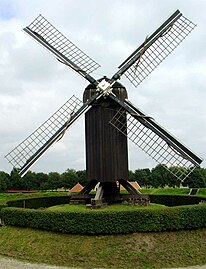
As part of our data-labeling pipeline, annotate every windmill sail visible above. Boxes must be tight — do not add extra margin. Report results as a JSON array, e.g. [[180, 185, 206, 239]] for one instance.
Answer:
[[23, 14, 100, 84], [5, 95, 83, 176], [5, 90, 104, 177], [109, 95, 202, 181], [112, 10, 196, 87]]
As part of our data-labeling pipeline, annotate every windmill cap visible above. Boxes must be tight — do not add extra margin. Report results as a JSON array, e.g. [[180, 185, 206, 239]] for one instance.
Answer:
[[83, 76, 128, 102]]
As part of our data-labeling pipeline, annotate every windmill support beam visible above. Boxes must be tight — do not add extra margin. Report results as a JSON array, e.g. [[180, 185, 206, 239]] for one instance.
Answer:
[[74, 178, 147, 206], [119, 179, 141, 195]]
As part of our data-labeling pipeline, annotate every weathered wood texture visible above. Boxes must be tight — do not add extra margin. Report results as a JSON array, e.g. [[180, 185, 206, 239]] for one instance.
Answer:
[[83, 80, 128, 183]]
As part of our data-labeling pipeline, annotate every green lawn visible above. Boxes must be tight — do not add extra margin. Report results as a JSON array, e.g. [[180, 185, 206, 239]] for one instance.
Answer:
[[140, 187, 190, 195], [47, 203, 166, 212], [0, 226, 205, 269], [0, 191, 67, 204], [197, 188, 206, 196]]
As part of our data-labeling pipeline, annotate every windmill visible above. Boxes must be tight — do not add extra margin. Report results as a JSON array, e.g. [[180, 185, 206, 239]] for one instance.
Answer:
[[5, 10, 203, 203]]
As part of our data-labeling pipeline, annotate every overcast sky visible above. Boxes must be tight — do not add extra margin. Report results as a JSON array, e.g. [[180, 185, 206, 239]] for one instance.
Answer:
[[0, 0, 206, 175]]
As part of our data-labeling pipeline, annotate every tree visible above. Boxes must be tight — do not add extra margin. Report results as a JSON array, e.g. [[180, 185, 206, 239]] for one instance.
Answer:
[[60, 169, 79, 189], [184, 168, 206, 188], [76, 170, 87, 186], [150, 164, 170, 188], [0, 171, 10, 191], [36, 172, 49, 190], [47, 172, 61, 190], [128, 170, 136, 182], [23, 171, 39, 190], [168, 166, 184, 187], [134, 168, 151, 187], [10, 168, 25, 190], [3, 165, 206, 191]]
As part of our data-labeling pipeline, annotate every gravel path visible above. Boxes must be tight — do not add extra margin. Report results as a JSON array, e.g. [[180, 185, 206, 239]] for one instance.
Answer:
[[0, 256, 206, 269]]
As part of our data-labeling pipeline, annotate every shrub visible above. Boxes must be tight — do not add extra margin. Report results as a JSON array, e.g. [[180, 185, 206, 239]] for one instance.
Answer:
[[6, 195, 70, 209], [1, 203, 206, 234], [1, 194, 206, 234], [0, 203, 7, 218], [149, 194, 206, 206]]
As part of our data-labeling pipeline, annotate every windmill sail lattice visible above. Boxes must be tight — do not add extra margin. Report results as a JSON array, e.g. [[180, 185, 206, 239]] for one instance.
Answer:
[[5, 95, 82, 174], [110, 107, 201, 181], [23, 14, 100, 78], [114, 11, 196, 87]]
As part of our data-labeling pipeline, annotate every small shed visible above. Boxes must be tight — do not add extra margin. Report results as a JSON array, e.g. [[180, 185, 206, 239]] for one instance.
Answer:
[[70, 183, 84, 193]]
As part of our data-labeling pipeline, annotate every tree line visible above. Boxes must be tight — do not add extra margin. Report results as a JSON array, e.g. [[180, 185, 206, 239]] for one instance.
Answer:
[[0, 164, 206, 192]]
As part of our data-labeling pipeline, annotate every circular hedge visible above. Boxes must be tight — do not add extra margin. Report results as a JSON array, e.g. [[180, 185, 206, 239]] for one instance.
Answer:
[[1, 194, 206, 234]]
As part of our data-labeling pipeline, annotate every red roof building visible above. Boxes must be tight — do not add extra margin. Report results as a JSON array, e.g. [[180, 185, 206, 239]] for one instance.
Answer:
[[70, 183, 84, 193]]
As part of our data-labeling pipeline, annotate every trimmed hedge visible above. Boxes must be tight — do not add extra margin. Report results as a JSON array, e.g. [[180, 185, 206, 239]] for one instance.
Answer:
[[0, 196, 70, 219], [1, 194, 206, 234], [6, 195, 70, 209], [1, 203, 206, 234], [149, 194, 206, 206], [3, 194, 205, 211], [0, 203, 7, 211]]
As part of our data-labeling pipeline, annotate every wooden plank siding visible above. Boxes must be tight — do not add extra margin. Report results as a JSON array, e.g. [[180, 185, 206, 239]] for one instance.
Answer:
[[83, 80, 129, 183]]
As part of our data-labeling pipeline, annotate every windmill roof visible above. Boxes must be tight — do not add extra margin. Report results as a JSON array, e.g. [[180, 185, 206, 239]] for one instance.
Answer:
[[70, 183, 84, 193]]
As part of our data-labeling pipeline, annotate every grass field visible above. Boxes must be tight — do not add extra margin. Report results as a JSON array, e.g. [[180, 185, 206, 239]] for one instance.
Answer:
[[48, 203, 166, 212], [0, 191, 67, 204], [197, 188, 206, 196], [0, 226, 205, 269], [140, 187, 191, 195]]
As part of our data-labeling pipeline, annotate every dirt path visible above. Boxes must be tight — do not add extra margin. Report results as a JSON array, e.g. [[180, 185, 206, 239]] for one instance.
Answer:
[[0, 256, 206, 269], [0, 256, 77, 269]]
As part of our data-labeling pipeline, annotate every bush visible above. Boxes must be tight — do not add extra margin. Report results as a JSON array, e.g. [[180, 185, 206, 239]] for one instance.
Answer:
[[0, 195, 70, 219], [6, 195, 70, 209], [149, 194, 206, 206], [1, 203, 206, 234], [0, 203, 7, 215], [1, 194, 206, 234]]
